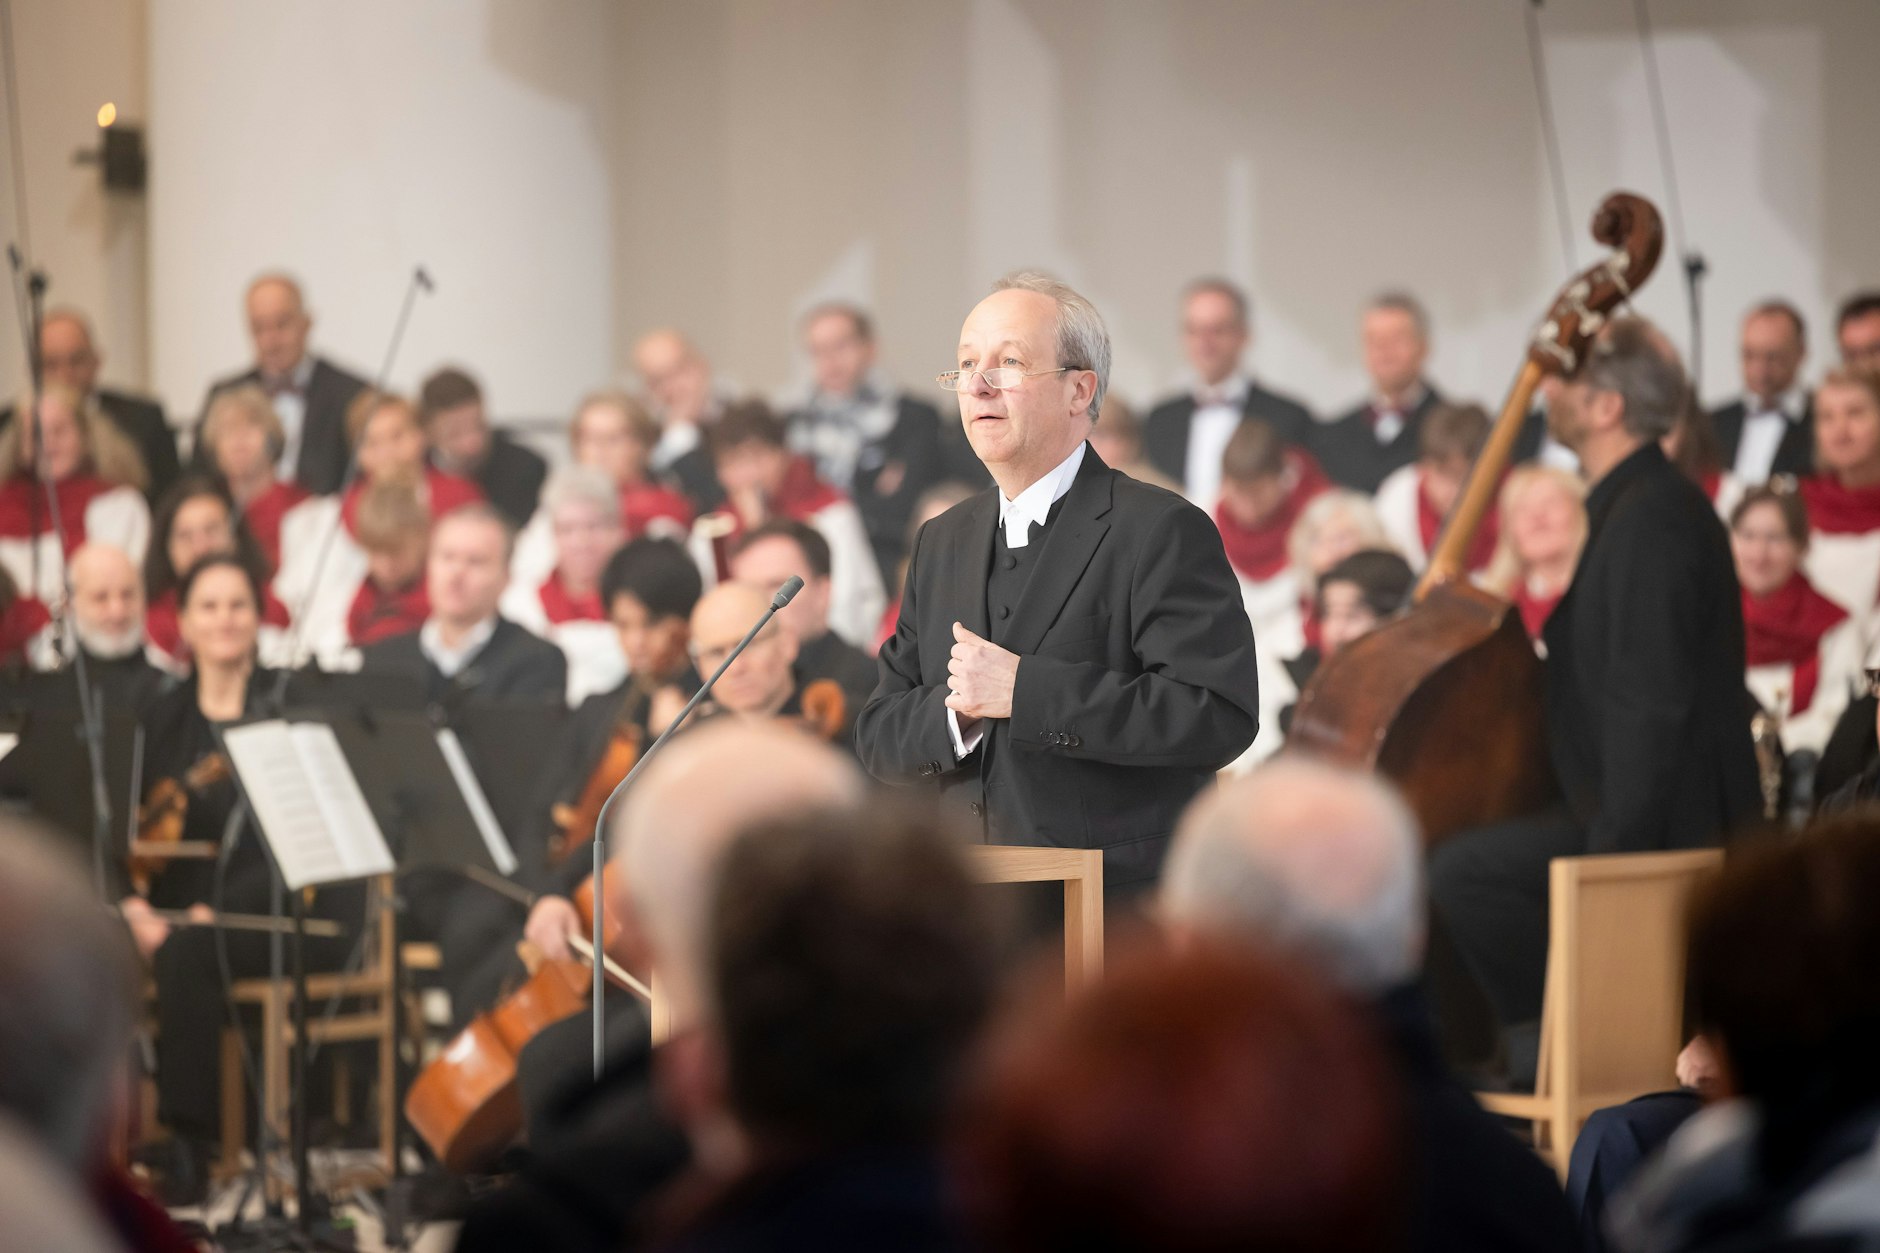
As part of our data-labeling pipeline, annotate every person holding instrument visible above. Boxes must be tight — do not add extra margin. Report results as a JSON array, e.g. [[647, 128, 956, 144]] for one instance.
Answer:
[[1427, 320, 1760, 1085], [122, 553, 362, 1204]]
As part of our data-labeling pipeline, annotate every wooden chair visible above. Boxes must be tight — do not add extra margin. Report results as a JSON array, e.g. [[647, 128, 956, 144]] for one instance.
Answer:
[[217, 879, 400, 1177], [1477, 848, 1723, 1178]]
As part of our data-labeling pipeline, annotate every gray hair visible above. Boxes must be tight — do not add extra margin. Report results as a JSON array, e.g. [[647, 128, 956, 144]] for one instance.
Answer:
[[1581, 316, 1687, 442], [1161, 758, 1425, 994], [993, 271, 1111, 423], [0, 822, 140, 1169], [541, 463, 622, 524], [1369, 291, 1430, 341]]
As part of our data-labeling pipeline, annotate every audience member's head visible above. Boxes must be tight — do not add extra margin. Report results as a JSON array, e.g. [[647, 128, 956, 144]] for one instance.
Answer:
[[801, 303, 876, 400], [0, 820, 141, 1173], [200, 384, 285, 492], [1163, 758, 1425, 993], [68, 543, 145, 660], [730, 519, 832, 645], [1362, 292, 1430, 400], [1814, 366, 1880, 484], [1835, 291, 1880, 373], [541, 465, 625, 594], [354, 480, 432, 594], [418, 366, 491, 475], [602, 537, 702, 681], [346, 391, 428, 486], [956, 941, 1404, 1253], [1181, 278, 1252, 388], [689, 581, 797, 719], [426, 504, 511, 631], [1088, 396, 1145, 472], [37, 309, 102, 400], [2, 385, 145, 490], [695, 805, 994, 1161], [1685, 814, 1880, 1181], [615, 721, 865, 1030], [176, 553, 263, 671], [707, 400, 796, 505], [245, 273, 312, 381], [1317, 549, 1415, 658], [1548, 317, 1685, 468], [632, 330, 715, 428], [1218, 418, 1292, 529], [1288, 489, 1390, 590], [570, 390, 659, 489], [1486, 463, 1586, 594], [1739, 300, 1807, 406], [1416, 401, 1490, 518], [1729, 486, 1810, 600], [146, 477, 262, 602], [953, 272, 1110, 496]]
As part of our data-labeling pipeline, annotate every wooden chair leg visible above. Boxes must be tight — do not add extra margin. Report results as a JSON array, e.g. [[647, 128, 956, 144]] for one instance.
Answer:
[[219, 1027, 246, 1174], [379, 1007, 397, 1174]]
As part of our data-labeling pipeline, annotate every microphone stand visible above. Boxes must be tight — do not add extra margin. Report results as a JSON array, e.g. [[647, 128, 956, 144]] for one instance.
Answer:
[[586, 574, 805, 1079]]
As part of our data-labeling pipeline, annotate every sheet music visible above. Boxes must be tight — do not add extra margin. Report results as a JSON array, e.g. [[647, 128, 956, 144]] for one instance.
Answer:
[[0, 732, 17, 763], [435, 728, 518, 876], [223, 720, 395, 890]]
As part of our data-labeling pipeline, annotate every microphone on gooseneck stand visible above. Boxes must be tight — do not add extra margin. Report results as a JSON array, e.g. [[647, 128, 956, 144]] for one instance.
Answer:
[[585, 574, 805, 1078]]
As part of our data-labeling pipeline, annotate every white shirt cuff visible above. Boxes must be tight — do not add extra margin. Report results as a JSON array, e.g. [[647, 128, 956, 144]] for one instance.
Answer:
[[946, 706, 984, 760]]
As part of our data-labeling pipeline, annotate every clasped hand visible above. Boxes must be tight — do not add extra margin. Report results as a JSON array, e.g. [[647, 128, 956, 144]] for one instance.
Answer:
[[946, 622, 1020, 723]]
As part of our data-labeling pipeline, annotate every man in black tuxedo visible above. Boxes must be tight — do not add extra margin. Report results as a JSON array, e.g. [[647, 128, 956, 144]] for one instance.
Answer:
[[1837, 290, 1880, 373], [1142, 278, 1315, 503], [418, 366, 547, 529], [195, 274, 368, 495], [31, 543, 170, 716], [1708, 300, 1814, 485], [2, 310, 180, 503], [1428, 319, 1759, 1078], [856, 273, 1260, 900], [359, 503, 566, 707], [1314, 293, 1444, 493], [731, 519, 878, 716], [788, 303, 953, 583]]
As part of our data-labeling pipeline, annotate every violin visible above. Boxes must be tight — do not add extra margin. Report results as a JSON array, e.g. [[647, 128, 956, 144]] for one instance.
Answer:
[[130, 751, 231, 893], [548, 676, 668, 866], [796, 677, 849, 742], [404, 865, 645, 1175]]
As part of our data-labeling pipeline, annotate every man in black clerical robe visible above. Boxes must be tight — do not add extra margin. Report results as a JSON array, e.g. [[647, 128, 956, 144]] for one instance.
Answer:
[[1429, 319, 1760, 1078], [856, 274, 1260, 900]]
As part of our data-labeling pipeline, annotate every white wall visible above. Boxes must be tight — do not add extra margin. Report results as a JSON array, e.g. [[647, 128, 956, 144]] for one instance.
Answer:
[[147, 0, 618, 425]]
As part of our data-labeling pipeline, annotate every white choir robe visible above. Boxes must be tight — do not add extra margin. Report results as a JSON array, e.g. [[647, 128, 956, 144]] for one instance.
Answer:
[[1374, 465, 1428, 571], [1225, 569, 1307, 772], [687, 499, 886, 651], [0, 487, 149, 607], [271, 495, 367, 671], [499, 577, 627, 707], [1745, 616, 1864, 757], [1806, 531, 1880, 654]]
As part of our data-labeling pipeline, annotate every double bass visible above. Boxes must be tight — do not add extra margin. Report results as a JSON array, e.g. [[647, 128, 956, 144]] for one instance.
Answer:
[[1288, 192, 1664, 842]]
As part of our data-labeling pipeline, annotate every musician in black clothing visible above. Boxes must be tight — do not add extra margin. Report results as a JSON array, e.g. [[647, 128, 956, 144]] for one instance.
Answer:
[[120, 555, 362, 1203], [29, 542, 170, 715], [419, 366, 548, 530], [1313, 293, 1445, 493], [730, 518, 878, 717]]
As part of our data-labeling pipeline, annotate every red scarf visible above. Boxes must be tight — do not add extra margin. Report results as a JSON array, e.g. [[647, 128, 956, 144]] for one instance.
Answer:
[[769, 454, 847, 522], [1742, 572, 1848, 714], [1799, 474, 1880, 536], [0, 595, 48, 662], [538, 569, 604, 624], [339, 467, 484, 537], [240, 479, 312, 574], [1512, 581, 1562, 641], [1213, 450, 1329, 582], [1417, 470, 1500, 572], [621, 481, 695, 537], [347, 577, 429, 647], [0, 473, 114, 551], [148, 586, 292, 665]]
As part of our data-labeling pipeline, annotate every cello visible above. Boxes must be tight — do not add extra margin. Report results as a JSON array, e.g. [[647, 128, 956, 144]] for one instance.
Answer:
[[1287, 191, 1664, 843]]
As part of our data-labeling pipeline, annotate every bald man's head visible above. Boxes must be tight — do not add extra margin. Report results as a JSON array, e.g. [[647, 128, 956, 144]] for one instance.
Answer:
[[615, 720, 864, 1023], [1162, 758, 1424, 994], [691, 581, 796, 718], [38, 311, 99, 398], [68, 543, 144, 660], [632, 329, 713, 427], [245, 273, 311, 381]]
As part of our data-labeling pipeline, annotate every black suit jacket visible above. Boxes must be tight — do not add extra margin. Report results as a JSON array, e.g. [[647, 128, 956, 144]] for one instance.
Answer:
[[196, 356, 369, 495], [809, 393, 951, 583], [1313, 384, 1443, 494], [1708, 396, 1816, 482], [458, 431, 547, 530], [1141, 381, 1316, 489], [358, 617, 567, 710], [855, 446, 1260, 892], [0, 389, 180, 504], [1541, 443, 1759, 853]]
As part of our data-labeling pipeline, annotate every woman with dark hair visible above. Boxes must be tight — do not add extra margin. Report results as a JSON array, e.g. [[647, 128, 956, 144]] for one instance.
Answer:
[[121, 551, 361, 1204], [142, 477, 288, 673]]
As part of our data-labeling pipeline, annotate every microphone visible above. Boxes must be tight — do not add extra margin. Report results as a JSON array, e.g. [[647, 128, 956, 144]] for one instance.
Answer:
[[583, 576, 799, 1078], [414, 266, 435, 294]]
